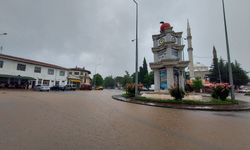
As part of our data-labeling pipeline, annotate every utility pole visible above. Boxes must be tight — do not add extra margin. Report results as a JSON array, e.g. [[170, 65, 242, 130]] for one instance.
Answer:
[[132, 0, 139, 96], [222, 0, 235, 100]]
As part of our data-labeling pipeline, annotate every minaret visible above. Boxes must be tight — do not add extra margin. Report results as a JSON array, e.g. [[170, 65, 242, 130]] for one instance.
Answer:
[[187, 19, 194, 79]]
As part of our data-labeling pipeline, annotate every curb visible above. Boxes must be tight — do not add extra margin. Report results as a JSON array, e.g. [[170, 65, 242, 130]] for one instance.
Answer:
[[112, 95, 250, 111]]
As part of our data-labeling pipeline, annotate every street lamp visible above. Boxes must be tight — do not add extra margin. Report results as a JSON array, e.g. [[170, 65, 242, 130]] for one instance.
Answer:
[[0, 33, 7, 54], [174, 68, 180, 89], [132, 0, 139, 96], [221, 0, 235, 100], [0, 33, 7, 35]]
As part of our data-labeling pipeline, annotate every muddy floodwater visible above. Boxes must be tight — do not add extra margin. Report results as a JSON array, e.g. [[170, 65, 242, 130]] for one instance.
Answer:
[[0, 90, 250, 150]]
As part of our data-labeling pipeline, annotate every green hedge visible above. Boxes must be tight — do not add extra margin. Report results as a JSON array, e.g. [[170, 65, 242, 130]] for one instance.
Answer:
[[134, 96, 238, 105]]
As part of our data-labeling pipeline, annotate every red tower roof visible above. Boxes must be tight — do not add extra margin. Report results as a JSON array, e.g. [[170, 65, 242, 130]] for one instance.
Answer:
[[160, 22, 171, 32]]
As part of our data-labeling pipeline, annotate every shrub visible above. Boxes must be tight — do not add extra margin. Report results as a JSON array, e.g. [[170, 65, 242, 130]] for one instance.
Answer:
[[211, 83, 230, 100], [185, 83, 193, 93], [169, 86, 185, 100], [192, 78, 203, 92], [125, 83, 143, 97]]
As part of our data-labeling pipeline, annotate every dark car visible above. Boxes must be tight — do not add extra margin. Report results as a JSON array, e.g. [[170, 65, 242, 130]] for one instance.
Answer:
[[80, 84, 92, 90], [50, 85, 65, 91]]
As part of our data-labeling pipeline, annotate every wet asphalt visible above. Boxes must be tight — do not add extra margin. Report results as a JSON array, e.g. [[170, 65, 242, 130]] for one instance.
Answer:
[[0, 90, 250, 150]]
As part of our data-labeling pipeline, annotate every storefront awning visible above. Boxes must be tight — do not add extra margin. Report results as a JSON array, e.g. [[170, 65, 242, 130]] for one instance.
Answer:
[[0, 74, 36, 80], [69, 79, 81, 83], [21, 76, 36, 80]]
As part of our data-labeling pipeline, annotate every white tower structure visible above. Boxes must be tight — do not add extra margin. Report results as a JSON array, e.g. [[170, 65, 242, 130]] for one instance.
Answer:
[[187, 20, 195, 79], [149, 22, 189, 91]]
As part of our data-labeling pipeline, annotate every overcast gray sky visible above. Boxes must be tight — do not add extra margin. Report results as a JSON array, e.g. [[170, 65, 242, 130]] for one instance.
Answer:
[[0, 0, 250, 77]]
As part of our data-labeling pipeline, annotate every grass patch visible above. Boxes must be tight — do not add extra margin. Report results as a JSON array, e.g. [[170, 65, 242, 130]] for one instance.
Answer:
[[122, 93, 134, 98], [134, 96, 239, 105]]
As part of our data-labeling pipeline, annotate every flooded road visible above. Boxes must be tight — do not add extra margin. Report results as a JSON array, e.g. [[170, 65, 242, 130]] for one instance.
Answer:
[[0, 90, 250, 150]]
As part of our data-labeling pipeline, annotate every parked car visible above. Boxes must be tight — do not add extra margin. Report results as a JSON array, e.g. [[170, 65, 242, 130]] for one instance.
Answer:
[[64, 84, 77, 91], [238, 88, 250, 93], [34, 85, 50, 91], [149, 84, 155, 91], [80, 84, 92, 90], [141, 87, 148, 91], [50, 85, 65, 91], [0, 83, 5, 88]]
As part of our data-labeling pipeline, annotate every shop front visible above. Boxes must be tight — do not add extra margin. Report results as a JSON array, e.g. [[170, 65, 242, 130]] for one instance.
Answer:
[[0, 74, 36, 89], [68, 78, 81, 88]]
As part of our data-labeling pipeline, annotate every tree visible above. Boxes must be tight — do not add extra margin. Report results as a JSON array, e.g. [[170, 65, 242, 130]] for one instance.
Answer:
[[114, 76, 124, 88], [211, 56, 249, 88], [221, 61, 249, 89], [143, 71, 154, 89], [142, 58, 148, 77], [130, 58, 153, 88], [148, 71, 154, 85], [138, 57, 149, 86], [92, 73, 103, 87], [143, 74, 151, 89], [138, 66, 144, 83], [104, 76, 116, 89], [232, 61, 249, 88], [219, 58, 226, 82], [192, 77, 203, 92], [122, 71, 133, 87], [131, 72, 135, 83], [209, 46, 220, 82]]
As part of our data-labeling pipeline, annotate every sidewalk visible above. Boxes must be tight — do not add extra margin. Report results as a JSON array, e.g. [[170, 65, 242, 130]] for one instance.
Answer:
[[112, 95, 250, 111]]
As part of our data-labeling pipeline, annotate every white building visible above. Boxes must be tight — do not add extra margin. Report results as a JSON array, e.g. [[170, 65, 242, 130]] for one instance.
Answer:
[[193, 62, 210, 79], [68, 67, 92, 88], [0, 54, 68, 88]]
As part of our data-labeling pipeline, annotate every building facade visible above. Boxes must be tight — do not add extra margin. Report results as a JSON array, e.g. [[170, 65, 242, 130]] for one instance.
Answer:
[[68, 67, 91, 88], [193, 62, 210, 79], [149, 22, 189, 91], [0, 54, 68, 88]]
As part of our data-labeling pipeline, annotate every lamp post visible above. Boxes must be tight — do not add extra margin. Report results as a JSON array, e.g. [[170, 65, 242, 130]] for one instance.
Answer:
[[0, 33, 7, 35], [221, 0, 235, 100], [132, 0, 139, 96], [174, 68, 180, 89]]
